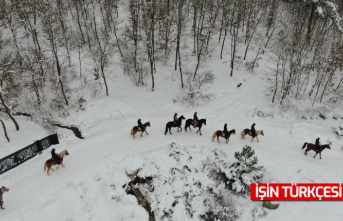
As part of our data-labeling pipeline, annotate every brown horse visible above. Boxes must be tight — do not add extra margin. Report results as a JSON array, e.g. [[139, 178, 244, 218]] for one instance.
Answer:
[[130, 121, 151, 138], [212, 129, 235, 143], [44, 149, 69, 175], [0, 186, 9, 209], [301, 142, 331, 159], [240, 128, 264, 142]]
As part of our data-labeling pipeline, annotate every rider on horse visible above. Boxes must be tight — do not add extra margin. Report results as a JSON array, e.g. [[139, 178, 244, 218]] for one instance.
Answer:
[[223, 123, 228, 137], [193, 112, 198, 127], [51, 148, 61, 164], [315, 137, 321, 152], [251, 123, 256, 138], [173, 113, 178, 124], [138, 119, 144, 131]]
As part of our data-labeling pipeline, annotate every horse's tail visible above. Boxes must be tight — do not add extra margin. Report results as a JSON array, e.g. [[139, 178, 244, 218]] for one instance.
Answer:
[[301, 142, 308, 150], [240, 129, 246, 138], [165, 123, 168, 135], [44, 162, 47, 171], [212, 131, 217, 141]]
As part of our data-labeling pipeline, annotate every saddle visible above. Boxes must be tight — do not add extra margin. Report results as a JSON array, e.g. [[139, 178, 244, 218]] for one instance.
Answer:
[[192, 120, 198, 127], [52, 157, 61, 164]]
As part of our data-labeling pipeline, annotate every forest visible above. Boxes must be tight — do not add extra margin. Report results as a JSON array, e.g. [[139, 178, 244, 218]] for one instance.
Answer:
[[0, 0, 342, 135]]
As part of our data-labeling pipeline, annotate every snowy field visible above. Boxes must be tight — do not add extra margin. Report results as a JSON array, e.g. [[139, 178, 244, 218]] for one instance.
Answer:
[[0, 55, 343, 221]]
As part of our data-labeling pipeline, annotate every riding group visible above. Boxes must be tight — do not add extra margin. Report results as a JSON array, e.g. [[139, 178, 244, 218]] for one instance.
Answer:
[[0, 114, 332, 210], [131, 111, 331, 160], [131, 111, 263, 141]]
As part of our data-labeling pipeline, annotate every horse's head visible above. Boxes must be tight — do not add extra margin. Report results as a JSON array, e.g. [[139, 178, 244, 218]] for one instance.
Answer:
[[203, 119, 206, 125], [179, 115, 185, 120], [1, 186, 9, 192], [324, 144, 331, 149], [60, 150, 69, 157], [146, 122, 151, 127], [260, 130, 264, 136], [232, 129, 236, 134]]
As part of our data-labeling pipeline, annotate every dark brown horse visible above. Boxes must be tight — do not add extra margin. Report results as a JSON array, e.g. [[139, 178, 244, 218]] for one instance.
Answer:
[[44, 149, 69, 175], [301, 142, 331, 159], [165, 115, 185, 135], [131, 121, 151, 138], [184, 118, 206, 136], [212, 129, 235, 143], [0, 186, 9, 209], [240, 128, 264, 142]]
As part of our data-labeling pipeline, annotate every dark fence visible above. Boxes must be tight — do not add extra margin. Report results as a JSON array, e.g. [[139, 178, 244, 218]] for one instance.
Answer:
[[0, 134, 59, 175]]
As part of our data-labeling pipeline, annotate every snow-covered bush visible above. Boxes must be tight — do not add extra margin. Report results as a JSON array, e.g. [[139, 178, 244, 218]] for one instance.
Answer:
[[177, 71, 214, 106], [125, 143, 242, 221], [336, 125, 343, 136], [226, 145, 264, 194]]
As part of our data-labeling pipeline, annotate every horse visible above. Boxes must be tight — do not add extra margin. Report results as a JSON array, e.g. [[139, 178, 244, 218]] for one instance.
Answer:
[[165, 115, 186, 135], [240, 128, 264, 142], [0, 186, 9, 209], [184, 118, 206, 136], [301, 142, 331, 159], [130, 121, 151, 138], [44, 149, 70, 175], [212, 129, 235, 144]]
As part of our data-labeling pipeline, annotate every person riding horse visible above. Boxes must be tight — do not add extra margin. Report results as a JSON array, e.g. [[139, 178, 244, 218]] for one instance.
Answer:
[[315, 137, 321, 152], [223, 123, 228, 137], [51, 148, 62, 165], [137, 119, 144, 132], [251, 123, 256, 138], [173, 113, 178, 125], [193, 112, 198, 127], [0, 186, 10, 209]]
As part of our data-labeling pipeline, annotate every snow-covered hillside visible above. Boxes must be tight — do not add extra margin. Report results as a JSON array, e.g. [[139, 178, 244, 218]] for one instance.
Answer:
[[1, 0, 343, 220], [0, 59, 342, 221]]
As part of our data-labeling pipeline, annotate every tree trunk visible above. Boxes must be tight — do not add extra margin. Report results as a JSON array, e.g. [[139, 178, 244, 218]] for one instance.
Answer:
[[0, 119, 10, 142], [0, 92, 19, 131]]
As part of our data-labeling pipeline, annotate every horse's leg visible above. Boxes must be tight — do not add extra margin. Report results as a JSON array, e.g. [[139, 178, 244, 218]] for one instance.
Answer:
[[313, 152, 318, 158], [217, 136, 220, 143], [145, 130, 149, 135], [257, 136, 259, 142], [319, 152, 322, 159], [304, 149, 308, 155]]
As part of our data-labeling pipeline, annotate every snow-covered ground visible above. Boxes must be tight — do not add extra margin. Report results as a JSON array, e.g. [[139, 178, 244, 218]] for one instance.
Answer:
[[0, 55, 343, 221]]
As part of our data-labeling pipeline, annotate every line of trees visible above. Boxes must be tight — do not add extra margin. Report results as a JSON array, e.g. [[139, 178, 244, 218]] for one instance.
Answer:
[[0, 0, 342, 138]]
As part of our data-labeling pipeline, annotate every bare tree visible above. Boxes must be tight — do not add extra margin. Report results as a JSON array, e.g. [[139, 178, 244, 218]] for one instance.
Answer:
[[0, 118, 10, 142], [0, 92, 19, 131], [40, 2, 69, 105]]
